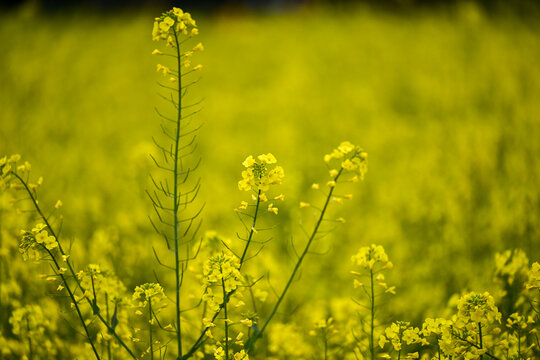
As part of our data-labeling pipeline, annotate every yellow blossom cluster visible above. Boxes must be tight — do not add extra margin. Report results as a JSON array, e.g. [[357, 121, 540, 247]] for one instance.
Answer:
[[132, 283, 165, 308], [456, 291, 501, 327], [18, 223, 58, 260], [323, 141, 368, 180], [430, 291, 502, 360], [351, 244, 392, 270], [1, 154, 32, 191], [506, 312, 534, 332], [202, 252, 243, 313], [379, 321, 422, 357], [238, 153, 284, 192], [152, 7, 203, 80], [76, 264, 126, 302], [152, 7, 197, 42], [421, 317, 450, 338]]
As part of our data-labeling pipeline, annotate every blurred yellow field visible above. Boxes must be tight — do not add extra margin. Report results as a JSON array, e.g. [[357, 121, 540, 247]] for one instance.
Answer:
[[1, 3, 539, 359]]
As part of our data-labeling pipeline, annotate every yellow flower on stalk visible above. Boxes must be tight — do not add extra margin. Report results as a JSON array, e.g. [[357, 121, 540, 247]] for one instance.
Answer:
[[132, 283, 165, 308], [352, 244, 391, 270], [324, 141, 368, 180], [379, 321, 421, 352], [238, 153, 284, 192], [152, 8, 198, 42], [268, 203, 278, 215], [456, 292, 501, 327], [202, 252, 243, 313]]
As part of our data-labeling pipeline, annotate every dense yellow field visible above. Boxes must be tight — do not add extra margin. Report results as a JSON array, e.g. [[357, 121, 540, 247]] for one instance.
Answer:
[[1, 3, 539, 359]]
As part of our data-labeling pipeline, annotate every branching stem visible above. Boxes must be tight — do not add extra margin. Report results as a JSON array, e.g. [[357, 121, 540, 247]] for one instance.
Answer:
[[244, 169, 344, 352], [11, 172, 137, 360]]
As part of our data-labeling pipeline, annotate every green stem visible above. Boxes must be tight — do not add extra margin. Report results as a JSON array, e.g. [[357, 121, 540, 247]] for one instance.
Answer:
[[149, 301, 154, 360], [245, 169, 344, 352], [106, 294, 112, 360], [181, 190, 263, 359], [370, 269, 375, 360], [239, 189, 261, 269], [173, 28, 184, 360], [11, 172, 136, 359], [222, 277, 229, 360], [452, 331, 501, 360], [478, 322, 483, 360]]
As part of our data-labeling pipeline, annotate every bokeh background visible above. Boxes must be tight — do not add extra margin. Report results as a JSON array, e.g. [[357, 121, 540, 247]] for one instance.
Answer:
[[1, 0, 539, 357]]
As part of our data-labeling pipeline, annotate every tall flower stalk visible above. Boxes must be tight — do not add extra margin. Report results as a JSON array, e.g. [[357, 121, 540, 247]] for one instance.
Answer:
[[242, 142, 367, 352], [351, 244, 395, 360], [1, 157, 137, 359], [149, 8, 204, 360]]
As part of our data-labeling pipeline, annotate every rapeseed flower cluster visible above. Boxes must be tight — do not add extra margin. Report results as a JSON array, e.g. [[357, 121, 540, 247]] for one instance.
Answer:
[[152, 7, 197, 42], [0, 154, 33, 192], [351, 244, 392, 271], [77, 264, 126, 302], [152, 7, 203, 80], [379, 321, 422, 357], [18, 223, 58, 260], [238, 153, 284, 193], [456, 291, 501, 327], [433, 292, 501, 360], [421, 317, 450, 339], [202, 252, 243, 313], [132, 283, 166, 308], [323, 141, 368, 180]]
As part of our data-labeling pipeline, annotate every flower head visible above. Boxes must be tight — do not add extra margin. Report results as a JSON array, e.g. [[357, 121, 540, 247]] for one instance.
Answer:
[[132, 283, 165, 308], [456, 292, 501, 327], [238, 153, 284, 192], [351, 244, 391, 270], [152, 8, 198, 42], [202, 252, 243, 312], [323, 141, 368, 180]]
